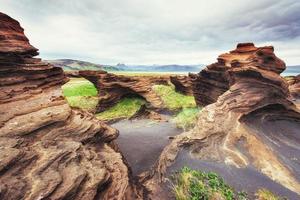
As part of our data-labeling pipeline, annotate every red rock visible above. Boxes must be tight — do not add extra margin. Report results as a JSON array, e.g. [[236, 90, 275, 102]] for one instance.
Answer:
[[286, 75, 300, 99], [79, 70, 170, 112], [143, 43, 300, 197], [191, 43, 287, 106], [0, 12, 38, 56], [0, 12, 142, 200], [170, 74, 194, 95]]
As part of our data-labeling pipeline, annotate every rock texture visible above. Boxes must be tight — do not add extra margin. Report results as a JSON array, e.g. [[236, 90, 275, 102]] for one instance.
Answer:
[[170, 74, 194, 95], [286, 75, 300, 99], [0, 12, 141, 200], [142, 43, 300, 197], [129, 105, 167, 122], [79, 70, 170, 112], [64, 70, 80, 78], [191, 61, 230, 106]]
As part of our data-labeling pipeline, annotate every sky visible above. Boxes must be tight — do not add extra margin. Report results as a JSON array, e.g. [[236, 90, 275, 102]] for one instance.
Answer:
[[1, 0, 300, 65]]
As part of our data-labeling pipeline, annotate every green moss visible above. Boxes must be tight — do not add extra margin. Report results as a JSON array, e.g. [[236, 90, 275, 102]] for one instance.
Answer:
[[152, 85, 196, 110], [172, 107, 201, 130], [172, 167, 248, 200], [96, 97, 145, 121], [62, 78, 98, 97]]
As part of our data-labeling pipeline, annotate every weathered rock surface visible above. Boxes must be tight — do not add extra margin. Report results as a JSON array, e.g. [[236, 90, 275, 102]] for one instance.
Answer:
[[286, 75, 300, 99], [0, 12, 142, 200], [142, 43, 300, 198], [129, 105, 167, 122], [79, 70, 170, 112], [64, 70, 80, 78], [190, 60, 230, 106], [170, 75, 194, 95]]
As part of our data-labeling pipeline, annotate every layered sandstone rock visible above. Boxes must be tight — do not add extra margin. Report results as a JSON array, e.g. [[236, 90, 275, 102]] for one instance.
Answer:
[[286, 75, 300, 99], [170, 75, 194, 95], [142, 43, 300, 197], [191, 43, 286, 106], [0, 12, 141, 200], [64, 70, 80, 78], [79, 70, 170, 112]]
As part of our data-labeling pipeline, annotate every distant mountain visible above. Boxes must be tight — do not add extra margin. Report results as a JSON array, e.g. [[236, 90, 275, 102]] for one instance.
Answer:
[[46, 59, 118, 71], [46, 59, 205, 72], [114, 63, 204, 72], [46, 59, 300, 75]]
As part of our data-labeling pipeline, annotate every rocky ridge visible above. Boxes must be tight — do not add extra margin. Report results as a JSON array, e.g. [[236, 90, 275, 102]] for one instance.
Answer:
[[0, 12, 142, 200]]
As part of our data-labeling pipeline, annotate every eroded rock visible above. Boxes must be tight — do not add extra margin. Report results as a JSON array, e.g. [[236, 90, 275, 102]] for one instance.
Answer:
[[142, 43, 300, 198], [0, 12, 142, 200], [79, 70, 170, 112], [170, 74, 194, 96], [286, 75, 300, 99]]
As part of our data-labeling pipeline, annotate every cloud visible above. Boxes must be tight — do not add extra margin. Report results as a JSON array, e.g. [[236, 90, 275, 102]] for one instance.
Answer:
[[1, 0, 300, 65]]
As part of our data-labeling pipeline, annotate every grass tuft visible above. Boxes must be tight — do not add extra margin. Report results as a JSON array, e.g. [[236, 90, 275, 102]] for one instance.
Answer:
[[172, 107, 201, 130], [152, 84, 196, 110], [172, 167, 248, 200], [96, 97, 145, 121]]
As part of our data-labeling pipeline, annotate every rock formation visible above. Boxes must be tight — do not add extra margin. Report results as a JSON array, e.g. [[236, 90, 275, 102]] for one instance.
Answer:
[[142, 43, 300, 198], [170, 75, 194, 95], [0, 12, 142, 200], [286, 75, 300, 99], [129, 105, 167, 122], [190, 61, 230, 106], [64, 70, 80, 78], [79, 70, 170, 112]]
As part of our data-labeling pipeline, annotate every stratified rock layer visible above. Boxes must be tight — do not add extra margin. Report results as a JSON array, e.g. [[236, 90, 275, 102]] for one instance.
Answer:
[[79, 70, 170, 112], [142, 43, 300, 198], [0, 12, 141, 200], [170, 75, 194, 95], [287, 75, 300, 99]]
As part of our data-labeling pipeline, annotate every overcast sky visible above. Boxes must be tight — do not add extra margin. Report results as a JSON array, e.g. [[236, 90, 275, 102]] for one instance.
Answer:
[[1, 0, 300, 65]]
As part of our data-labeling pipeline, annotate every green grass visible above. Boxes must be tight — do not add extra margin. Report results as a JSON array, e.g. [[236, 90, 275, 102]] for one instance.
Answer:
[[172, 167, 287, 200], [62, 78, 98, 97], [96, 97, 145, 121], [64, 96, 99, 112], [172, 167, 248, 200], [153, 85, 196, 110], [62, 78, 98, 112], [172, 108, 201, 130]]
